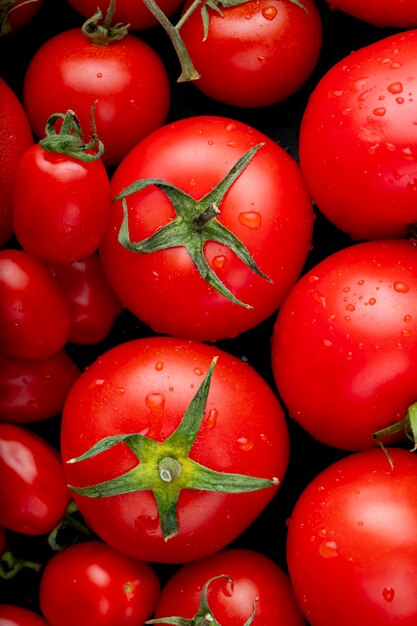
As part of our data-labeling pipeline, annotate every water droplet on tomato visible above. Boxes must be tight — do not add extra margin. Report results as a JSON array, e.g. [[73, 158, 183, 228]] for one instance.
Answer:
[[226, 123, 237, 131], [262, 4, 277, 19], [96, 72, 102, 78], [404, 314, 413, 323], [368, 297, 376, 305], [194, 367, 203, 376], [155, 361, 164, 371], [382, 587, 395, 602], [238, 211, 262, 229], [145, 392, 165, 416], [323, 339, 333, 347], [257, 55, 268, 64], [213, 255, 227, 269], [89, 378, 105, 389], [237, 436, 255, 451], [115, 387, 125, 395], [206, 408, 218, 428], [396, 97, 405, 104], [388, 82, 403, 94], [345, 303, 355, 312], [226, 140, 239, 148], [394, 281, 410, 293], [319, 540, 338, 558], [373, 107, 386, 116]]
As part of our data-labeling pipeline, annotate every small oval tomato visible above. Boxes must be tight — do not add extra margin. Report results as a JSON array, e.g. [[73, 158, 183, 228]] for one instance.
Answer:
[[299, 29, 417, 240], [0, 249, 72, 359], [0, 0, 43, 36], [152, 548, 306, 625], [39, 540, 160, 626], [179, 0, 322, 107], [61, 336, 289, 563], [47, 252, 123, 345], [0, 605, 48, 626], [271, 239, 417, 451], [323, 0, 417, 27], [286, 447, 417, 626], [0, 77, 33, 247], [100, 115, 313, 342], [0, 350, 80, 424], [23, 26, 170, 166], [0, 423, 71, 535]]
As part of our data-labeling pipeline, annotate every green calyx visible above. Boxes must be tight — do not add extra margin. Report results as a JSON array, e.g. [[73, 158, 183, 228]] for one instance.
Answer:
[[147, 575, 258, 626], [0, 551, 41, 580], [39, 105, 104, 162], [373, 401, 417, 451], [82, 0, 129, 45], [114, 143, 272, 308], [67, 358, 278, 540], [0, 0, 38, 36]]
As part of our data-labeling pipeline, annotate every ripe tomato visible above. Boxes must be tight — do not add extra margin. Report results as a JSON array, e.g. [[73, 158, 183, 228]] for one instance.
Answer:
[[0, 249, 72, 360], [0, 423, 71, 535], [151, 548, 306, 625], [0, 350, 80, 424], [271, 239, 417, 451], [22, 26, 170, 166], [39, 540, 160, 626], [323, 0, 417, 27], [0, 0, 43, 36], [0, 605, 48, 626], [286, 447, 417, 626], [100, 115, 313, 342], [61, 336, 289, 563], [13, 135, 111, 264], [178, 0, 322, 106], [299, 29, 417, 240], [47, 253, 123, 345], [0, 77, 33, 247]]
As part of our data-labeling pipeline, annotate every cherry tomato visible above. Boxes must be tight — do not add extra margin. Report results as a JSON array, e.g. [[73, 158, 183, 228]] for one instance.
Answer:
[[0, 0, 44, 36], [0, 77, 33, 247], [271, 239, 417, 451], [286, 447, 417, 626], [22, 26, 170, 166], [61, 336, 289, 563], [100, 115, 313, 342], [13, 141, 111, 264], [323, 0, 417, 27], [152, 548, 306, 625], [0, 249, 72, 359], [299, 29, 417, 240], [0, 350, 80, 424], [0, 605, 48, 626], [0, 423, 71, 535], [179, 0, 322, 107], [47, 253, 123, 345], [39, 540, 160, 626]]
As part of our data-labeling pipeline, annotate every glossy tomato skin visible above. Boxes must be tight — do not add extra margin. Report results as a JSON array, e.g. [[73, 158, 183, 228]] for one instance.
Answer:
[[287, 447, 417, 626], [0, 605, 49, 626], [324, 0, 417, 27], [0, 249, 72, 359], [153, 548, 306, 625], [0, 350, 80, 424], [299, 29, 417, 240], [13, 144, 111, 264], [271, 239, 417, 451], [61, 336, 289, 563], [47, 253, 123, 345], [39, 540, 160, 626], [66, 0, 184, 31], [0, 423, 71, 535], [180, 0, 322, 107], [100, 115, 314, 342], [0, 78, 33, 247], [23, 29, 170, 166]]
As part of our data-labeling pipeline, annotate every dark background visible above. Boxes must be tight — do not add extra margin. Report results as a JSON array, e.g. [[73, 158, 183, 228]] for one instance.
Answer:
[[0, 0, 402, 619]]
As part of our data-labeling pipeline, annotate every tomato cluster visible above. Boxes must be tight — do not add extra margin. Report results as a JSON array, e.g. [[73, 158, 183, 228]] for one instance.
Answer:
[[2, 1, 417, 625]]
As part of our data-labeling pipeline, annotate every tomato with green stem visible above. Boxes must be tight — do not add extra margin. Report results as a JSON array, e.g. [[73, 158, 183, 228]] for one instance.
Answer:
[[61, 336, 289, 563]]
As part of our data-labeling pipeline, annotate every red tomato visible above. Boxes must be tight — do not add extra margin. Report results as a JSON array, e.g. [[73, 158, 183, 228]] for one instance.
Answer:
[[0, 78, 33, 247], [323, 0, 417, 27], [299, 29, 417, 240], [66, 0, 184, 31], [0, 249, 72, 359], [0, 350, 80, 424], [13, 142, 111, 264], [39, 540, 160, 626], [0, 423, 71, 535], [61, 336, 289, 563], [179, 0, 322, 106], [22, 27, 170, 166], [286, 447, 417, 626], [0, 0, 44, 36], [271, 239, 417, 451], [152, 548, 306, 625], [100, 115, 313, 342], [47, 253, 123, 345], [0, 605, 48, 626]]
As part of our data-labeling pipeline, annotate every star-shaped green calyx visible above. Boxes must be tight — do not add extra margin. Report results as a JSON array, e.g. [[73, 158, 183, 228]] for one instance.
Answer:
[[67, 358, 278, 540], [147, 575, 258, 626], [113, 143, 272, 309]]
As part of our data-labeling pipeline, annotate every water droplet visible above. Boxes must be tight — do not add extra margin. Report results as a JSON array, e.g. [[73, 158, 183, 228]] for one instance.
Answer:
[[313, 292, 326, 307], [323, 339, 333, 347], [226, 140, 239, 148], [189, 178, 197, 186], [238, 211, 262, 229], [358, 89, 371, 102], [206, 408, 218, 428], [155, 361, 164, 371], [145, 392, 165, 415], [194, 367, 203, 376], [373, 107, 386, 116], [208, 140, 214, 145], [226, 123, 237, 131], [390, 61, 402, 69], [257, 55, 268, 64], [96, 72, 102, 78], [319, 540, 338, 558], [388, 82, 403, 94], [368, 297, 376, 305], [308, 275, 320, 283], [115, 387, 125, 395], [396, 97, 405, 104], [382, 587, 395, 602], [328, 89, 344, 98], [345, 303, 356, 312], [404, 314, 413, 323], [213, 255, 227, 269], [262, 5, 277, 19], [237, 436, 255, 451], [394, 281, 410, 293], [342, 287, 350, 293], [342, 107, 353, 116], [89, 378, 105, 389]]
